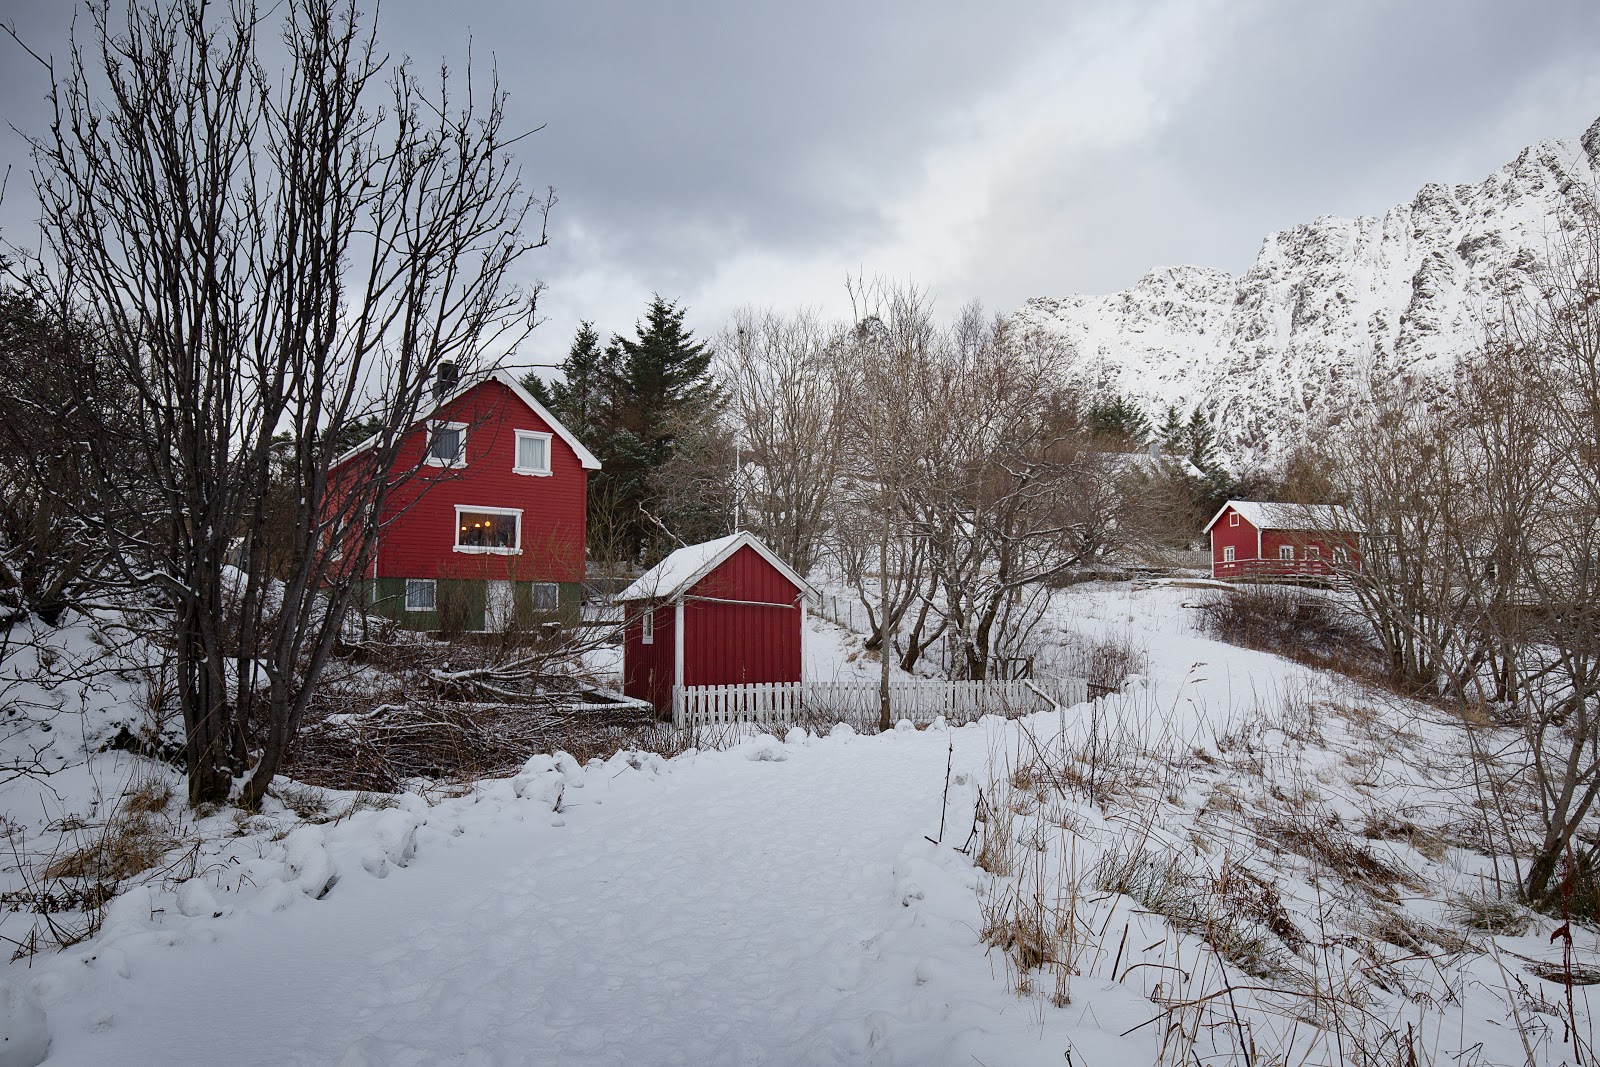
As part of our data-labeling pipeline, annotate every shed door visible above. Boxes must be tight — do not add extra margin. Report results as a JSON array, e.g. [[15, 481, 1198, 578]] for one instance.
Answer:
[[485, 580, 514, 631]]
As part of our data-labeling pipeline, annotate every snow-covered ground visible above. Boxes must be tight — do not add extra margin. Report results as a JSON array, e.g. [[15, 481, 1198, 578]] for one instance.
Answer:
[[2, 582, 1594, 1065]]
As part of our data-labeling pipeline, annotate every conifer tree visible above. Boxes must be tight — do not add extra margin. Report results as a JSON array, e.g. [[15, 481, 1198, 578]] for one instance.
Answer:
[[1087, 394, 1151, 446], [1183, 406, 1220, 475], [535, 297, 724, 564], [524, 320, 615, 445], [1158, 404, 1185, 453]]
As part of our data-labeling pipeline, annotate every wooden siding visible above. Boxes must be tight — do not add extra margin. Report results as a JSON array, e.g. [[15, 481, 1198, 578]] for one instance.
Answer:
[[624, 542, 805, 715], [1209, 505, 1361, 579], [367, 380, 587, 584], [682, 545, 802, 690], [623, 602, 677, 712]]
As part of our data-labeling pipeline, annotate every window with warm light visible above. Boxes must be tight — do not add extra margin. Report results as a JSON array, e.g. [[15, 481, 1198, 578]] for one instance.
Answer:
[[454, 507, 521, 553]]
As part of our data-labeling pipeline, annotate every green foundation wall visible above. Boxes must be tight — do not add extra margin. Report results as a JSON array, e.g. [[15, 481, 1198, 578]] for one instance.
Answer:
[[362, 578, 582, 632]]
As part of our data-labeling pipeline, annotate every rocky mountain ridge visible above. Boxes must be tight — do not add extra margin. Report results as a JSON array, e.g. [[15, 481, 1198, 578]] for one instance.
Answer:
[[1017, 116, 1600, 468]]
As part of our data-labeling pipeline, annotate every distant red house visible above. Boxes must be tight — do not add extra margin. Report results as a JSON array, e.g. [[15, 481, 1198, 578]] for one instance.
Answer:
[[617, 532, 815, 716], [1204, 500, 1361, 581], [331, 367, 600, 631]]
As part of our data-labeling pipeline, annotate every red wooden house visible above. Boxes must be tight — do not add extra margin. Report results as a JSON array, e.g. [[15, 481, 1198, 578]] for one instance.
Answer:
[[332, 367, 600, 631], [617, 532, 815, 715], [1205, 500, 1360, 581]]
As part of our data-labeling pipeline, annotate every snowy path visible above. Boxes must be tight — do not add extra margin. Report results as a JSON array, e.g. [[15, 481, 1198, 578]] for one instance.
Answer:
[[26, 724, 1139, 1066]]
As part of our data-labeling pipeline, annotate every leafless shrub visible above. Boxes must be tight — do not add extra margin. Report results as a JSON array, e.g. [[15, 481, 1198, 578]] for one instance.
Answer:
[[1197, 586, 1386, 682], [1050, 630, 1147, 693]]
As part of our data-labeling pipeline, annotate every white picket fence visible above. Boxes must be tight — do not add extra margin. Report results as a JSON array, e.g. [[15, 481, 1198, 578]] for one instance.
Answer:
[[672, 676, 1089, 729]]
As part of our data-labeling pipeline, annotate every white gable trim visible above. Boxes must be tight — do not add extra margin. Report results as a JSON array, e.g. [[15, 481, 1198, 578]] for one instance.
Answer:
[[616, 531, 817, 604], [333, 369, 601, 471], [1202, 502, 1246, 535]]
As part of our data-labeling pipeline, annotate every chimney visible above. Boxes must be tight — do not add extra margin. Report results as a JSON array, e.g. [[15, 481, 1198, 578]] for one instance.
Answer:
[[433, 361, 459, 403]]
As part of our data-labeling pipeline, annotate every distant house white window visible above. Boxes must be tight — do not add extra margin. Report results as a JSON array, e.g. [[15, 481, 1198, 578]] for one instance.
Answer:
[[1333, 546, 1350, 564], [1223, 546, 1235, 563], [641, 609, 654, 644], [454, 506, 522, 554], [514, 430, 553, 476], [530, 582, 559, 611], [1306, 545, 1320, 559], [426, 421, 467, 466], [1229, 513, 1240, 527], [405, 579, 436, 612], [1279, 545, 1295, 561]]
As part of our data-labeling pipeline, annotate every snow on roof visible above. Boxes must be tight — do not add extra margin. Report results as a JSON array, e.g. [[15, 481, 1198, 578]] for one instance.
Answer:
[[615, 532, 815, 603], [1101, 448, 1206, 481], [333, 369, 601, 471], [1204, 500, 1360, 534]]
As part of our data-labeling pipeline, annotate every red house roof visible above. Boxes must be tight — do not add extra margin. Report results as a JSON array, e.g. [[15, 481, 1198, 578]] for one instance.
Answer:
[[1203, 500, 1358, 534], [334, 369, 601, 472]]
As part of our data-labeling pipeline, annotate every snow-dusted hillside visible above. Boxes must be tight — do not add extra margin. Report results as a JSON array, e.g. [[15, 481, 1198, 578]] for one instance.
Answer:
[[1018, 117, 1600, 466]]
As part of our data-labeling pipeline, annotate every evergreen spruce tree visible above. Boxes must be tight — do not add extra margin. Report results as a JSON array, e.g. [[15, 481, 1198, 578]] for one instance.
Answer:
[[1158, 404, 1185, 454], [1183, 406, 1220, 475], [523, 320, 614, 445], [542, 296, 723, 563], [1087, 394, 1151, 447]]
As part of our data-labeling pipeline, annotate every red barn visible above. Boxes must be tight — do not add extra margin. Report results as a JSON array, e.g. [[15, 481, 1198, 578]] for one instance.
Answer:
[[617, 532, 815, 715], [331, 368, 599, 631], [1204, 500, 1361, 581]]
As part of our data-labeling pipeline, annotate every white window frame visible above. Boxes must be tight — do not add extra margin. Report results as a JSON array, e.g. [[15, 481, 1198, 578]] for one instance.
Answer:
[[1229, 512, 1239, 527], [1306, 545, 1320, 559], [641, 609, 654, 645], [453, 505, 523, 555], [1223, 546, 1235, 563], [425, 421, 468, 467], [404, 578, 437, 612], [513, 430, 554, 476], [530, 582, 559, 611], [1279, 544, 1295, 561], [1332, 545, 1350, 564]]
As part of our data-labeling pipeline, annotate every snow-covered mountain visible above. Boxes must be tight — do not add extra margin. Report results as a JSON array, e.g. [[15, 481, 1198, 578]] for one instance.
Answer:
[[1017, 116, 1600, 467]]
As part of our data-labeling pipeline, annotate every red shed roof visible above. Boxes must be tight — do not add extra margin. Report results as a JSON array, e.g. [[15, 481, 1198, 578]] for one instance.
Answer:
[[616, 532, 815, 603]]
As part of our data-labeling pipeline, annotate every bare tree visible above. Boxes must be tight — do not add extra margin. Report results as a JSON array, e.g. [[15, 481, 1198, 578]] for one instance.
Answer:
[[0, 288, 121, 627], [13, 0, 549, 806], [834, 279, 937, 729], [1480, 209, 1600, 908], [906, 312, 1105, 679], [1318, 382, 1480, 697], [720, 308, 844, 575]]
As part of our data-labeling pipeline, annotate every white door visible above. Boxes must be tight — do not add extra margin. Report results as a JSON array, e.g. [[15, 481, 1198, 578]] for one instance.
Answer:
[[485, 580, 514, 631]]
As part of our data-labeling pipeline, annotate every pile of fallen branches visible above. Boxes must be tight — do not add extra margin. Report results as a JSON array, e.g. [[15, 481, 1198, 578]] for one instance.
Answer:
[[286, 697, 679, 791]]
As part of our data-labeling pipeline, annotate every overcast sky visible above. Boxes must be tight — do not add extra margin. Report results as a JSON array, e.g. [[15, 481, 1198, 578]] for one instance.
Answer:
[[2, 0, 1597, 374]]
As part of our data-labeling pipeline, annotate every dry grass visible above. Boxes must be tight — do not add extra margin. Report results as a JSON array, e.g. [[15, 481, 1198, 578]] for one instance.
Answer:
[[1447, 891, 1532, 935], [1260, 817, 1425, 898], [43, 810, 178, 884]]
